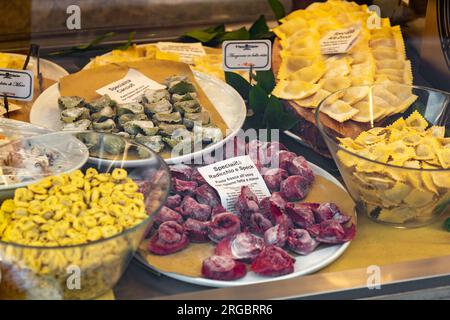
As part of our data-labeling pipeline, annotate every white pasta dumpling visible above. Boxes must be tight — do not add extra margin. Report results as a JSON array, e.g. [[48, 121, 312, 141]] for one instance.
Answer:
[[288, 60, 326, 83], [370, 37, 396, 48], [280, 9, 316, 23], [372, 47, 404, 60], [363, 94, 395, 116], [385, 84, 413, 100], [335, 12, 354, 25], [351, 74, 374, 86], [376, 59, 407, 70], [281, 29, 318, 47], [278, 53, 317, 79], [323, 56, 352, 78], [306, 1, 333, 12], [341, 86, 369, 105], [351, 100, 387, 123], [286, 46, 321, 57], [272, 79, 323, 100], [320, 99, 359, 123], [315, 19, 342, 35], [370, 25, 393, 39], [294, 89, 331, 109], [352, 60, 376, 76], [284, 34, 320, 50], [382, 84, 418, 114], [393, 94, 418, 114], [384, 83, 417, 105], [375, 74, 403, 84], [273, 18, 310, 39], [402, 60, 413, 84], [391, 26, 406, 55], [376, 68, 405, 78], [374, 74, 402, 84], [349, 50, 373, 65], [372, 86, 401, 106], [375, 61, 412, 85], [322, 76, 352, 92]]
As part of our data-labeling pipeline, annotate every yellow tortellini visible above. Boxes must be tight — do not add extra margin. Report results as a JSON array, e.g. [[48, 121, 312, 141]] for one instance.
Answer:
[[0, 168, 148, 247], [337, 111, 450, 225]]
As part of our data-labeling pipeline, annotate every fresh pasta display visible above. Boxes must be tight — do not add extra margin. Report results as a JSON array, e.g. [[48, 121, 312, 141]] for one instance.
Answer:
[[272, 0, 417, 123], [0, 168, 147, 246], [335, 111, 450, 225], [0, 0, 448, 300], [0, 132, 171, 299]]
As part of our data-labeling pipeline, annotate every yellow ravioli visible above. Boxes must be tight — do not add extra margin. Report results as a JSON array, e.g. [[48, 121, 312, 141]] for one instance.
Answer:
[[272, 79, 322, 100], [320, 99, 359, 123]]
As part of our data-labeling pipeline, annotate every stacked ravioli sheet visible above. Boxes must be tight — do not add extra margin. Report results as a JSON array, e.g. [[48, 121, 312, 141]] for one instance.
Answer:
[[337, 111, 450, 224], [272, 0, 417, 123]]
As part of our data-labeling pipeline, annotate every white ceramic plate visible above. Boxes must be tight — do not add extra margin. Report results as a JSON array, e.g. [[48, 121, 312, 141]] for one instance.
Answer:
[[0, 118, 51, 139], [0, 132, 89, 200], [136, 161, 356, 288], [6, 53, 68, 81], [30, 71, 246, 165]]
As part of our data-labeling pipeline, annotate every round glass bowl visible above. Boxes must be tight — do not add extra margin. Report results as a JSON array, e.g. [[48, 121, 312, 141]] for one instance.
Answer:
[[315, 84, 450, 228], [0, 131, 171, 299]]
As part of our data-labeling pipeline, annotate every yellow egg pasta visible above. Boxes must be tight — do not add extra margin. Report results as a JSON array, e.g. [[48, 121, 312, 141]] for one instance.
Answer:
[[0, 168, 147, 247], [337, 111, 449, 225], [274, 0, 414, 123]]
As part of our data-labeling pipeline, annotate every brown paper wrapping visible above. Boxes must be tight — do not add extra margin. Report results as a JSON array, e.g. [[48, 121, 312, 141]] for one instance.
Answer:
[[139, 175, 356, 278], [59, 59, 228, 135]]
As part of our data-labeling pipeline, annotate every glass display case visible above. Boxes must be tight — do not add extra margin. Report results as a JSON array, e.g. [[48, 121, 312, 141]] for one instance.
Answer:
[[0, 0, 449, 300]]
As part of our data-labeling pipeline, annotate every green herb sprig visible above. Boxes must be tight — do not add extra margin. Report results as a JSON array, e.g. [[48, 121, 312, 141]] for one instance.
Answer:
[[181, 0, 286, 45], [48, 32, 116, 56], [225, 70, 298, 133]]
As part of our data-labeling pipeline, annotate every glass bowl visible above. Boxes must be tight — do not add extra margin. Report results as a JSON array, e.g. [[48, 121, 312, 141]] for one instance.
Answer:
[[0, 131, 171, 299], [315, 84, 450, 228]]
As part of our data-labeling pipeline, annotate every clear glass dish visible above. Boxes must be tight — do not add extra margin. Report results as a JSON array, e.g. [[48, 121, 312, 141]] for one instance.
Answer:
[[0, 131, 171, 299], [315, 84, 450, 228]]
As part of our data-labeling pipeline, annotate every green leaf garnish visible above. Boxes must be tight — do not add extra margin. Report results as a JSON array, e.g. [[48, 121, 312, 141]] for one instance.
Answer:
[[225, 72, 251, 101], [444, 218, 450, 232], [182, 30, 220, 43], [205, 24, 226, 34], [49, 32, 116, 55], [255, 70, 276, 93], [219, 27, 250, 42], [115, 31, 136, 51], [249, 15, 272, 40], [75, 32, 115, 50], [268, 0, 286, 21], [249, 84, 269, 121]]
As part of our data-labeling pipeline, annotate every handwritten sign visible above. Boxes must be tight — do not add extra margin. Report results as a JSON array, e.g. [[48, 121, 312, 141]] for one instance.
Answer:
[[197, 155, 271, 214], [0, 68, 34, 101], [156, 42, 206, 64], [320, 26, 361, 54], [96, 68, 165, 104], [222, 40, 272, 71]]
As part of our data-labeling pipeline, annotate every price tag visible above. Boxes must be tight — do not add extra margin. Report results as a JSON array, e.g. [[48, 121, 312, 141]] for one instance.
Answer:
[[222, 40, 272, 71], [156, 42, 206, 64], [197, 155, 271, 214], [0, 68, 34, 101], [96, 68, 165, 104], [320, 26, 361, 54]]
